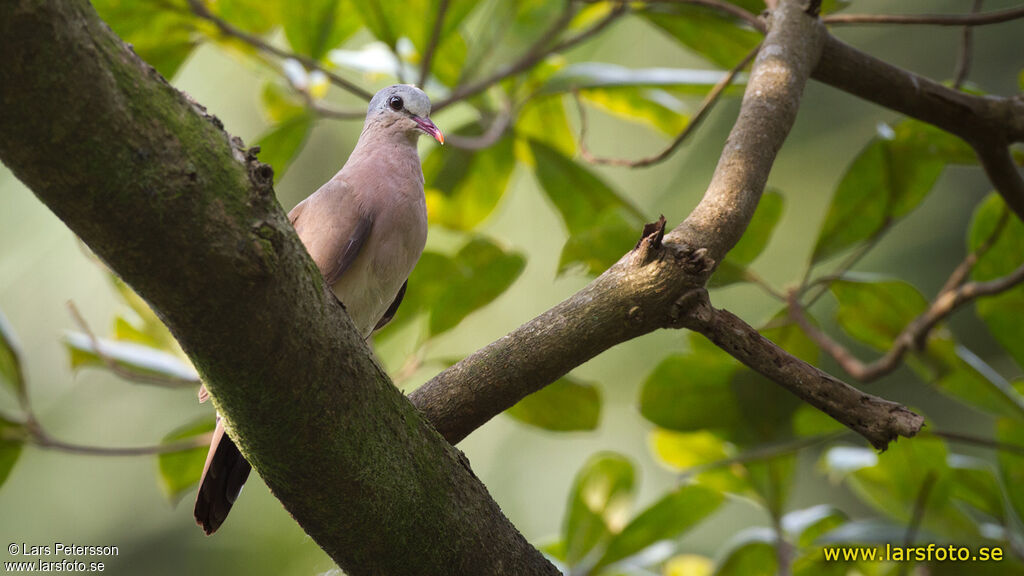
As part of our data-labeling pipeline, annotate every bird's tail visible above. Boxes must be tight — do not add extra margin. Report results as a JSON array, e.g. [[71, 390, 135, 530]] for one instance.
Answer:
[[194, 417, 251, 535]]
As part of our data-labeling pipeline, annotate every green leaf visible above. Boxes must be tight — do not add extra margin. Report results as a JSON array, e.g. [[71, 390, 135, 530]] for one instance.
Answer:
[[211, 0, 281, 35], [351, 0, 473, 83], [639, 335, 741, 431], [62, 332, 200, 382], [642, 6, 761, 69], [423, 125, 516, 230], [812, 121, 976, 263], [157, 416, 216, 502], [93, 0, 198, 78], [113, 316, 161, 348], [254, 113, 314, 183], [594, 485, 723, 571], [282, 0, 362, 60], [505, 376, 600, 432], [650, 429, 732, 470], [579, 87, 690, 136], [110, 275, 177, 351], [830, 277, 928, 351], [542, 63, 744, 95], [650, 429, 750, 495], [383, 237, 525, 337], [530, 139, 643, 233], [714, 528, 778, 576], [0, 311, 26, 400], [529, 139, 644, 274], [916, 340, 1024, 420], [664, 555, 715, 576], [782, 505, 848, 548], [997, 418, 1024, 525], [829, 437, 977, 538], [564, 453, 636, 566], [949, 454, 1006, 523], [0, 415, 27, 490], [427, 238, 525, 336], [557, 208, 640, 275], [793, 404, 845, 437], [969, 193, 1024, 369], [710, 189, 784, 287], [516, 96, 576, 157]]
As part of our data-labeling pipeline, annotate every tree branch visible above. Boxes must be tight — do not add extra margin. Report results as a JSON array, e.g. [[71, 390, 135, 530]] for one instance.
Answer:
[[681, 292, 923, 450], [787, 246, 1024, 383], [811, 34, 1024, 218], [413, 1, 922, 451], [0, 2, 556, 574], [823, 6, 1024, 27]]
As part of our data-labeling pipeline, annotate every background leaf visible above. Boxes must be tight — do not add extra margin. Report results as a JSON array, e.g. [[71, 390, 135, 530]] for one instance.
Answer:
[[710, 189, 784, 287], [564, 453, 636, 566], [92, 0, 198, 78], [0, 311, 25, 400], [969, 193, 1024, 369], [62, 332, 200, 382], [594, 484, 723, 571], [423, 125, 516, 230], [529, 139, 644, 274], [642, 6, 761, 69], [157, 416, 216, 502], [283, 0, 361, 60], [505, 376, 601, 432], [812, 121, 978, 263], [381, 237, 525, 337]]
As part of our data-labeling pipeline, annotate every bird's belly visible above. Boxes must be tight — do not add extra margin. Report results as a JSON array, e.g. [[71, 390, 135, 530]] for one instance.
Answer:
[[331, 270, 394, 338]]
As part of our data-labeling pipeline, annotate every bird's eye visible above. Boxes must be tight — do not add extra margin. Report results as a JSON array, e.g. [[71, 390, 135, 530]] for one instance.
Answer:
[[387, 95, 404, 111]]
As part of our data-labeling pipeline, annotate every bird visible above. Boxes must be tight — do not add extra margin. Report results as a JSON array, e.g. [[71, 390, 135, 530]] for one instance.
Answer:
[[193, 84, 443, 535]]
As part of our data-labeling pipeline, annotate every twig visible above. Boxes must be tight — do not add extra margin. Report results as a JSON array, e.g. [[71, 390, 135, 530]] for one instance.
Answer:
[[185, 0, 373, 101], [419, 0, 451, 87], [928, 430, 1024, 458], [682, 291, 923, 450], [574, 44, 758, 168], [30, 427, 211, 456], [774, 511, 793, 576], [800, 225, 889, 307], [824, 5, 1024, 27], [953, 0, 983, 89], [67, 301, 198, 389], [901, 472, 937, 556], [306, 96, 366, 120], [433, 2, 629, 113], [745, 269, 787, 302], [445, 106, 513, 150], [786, 259, 1024, 383]]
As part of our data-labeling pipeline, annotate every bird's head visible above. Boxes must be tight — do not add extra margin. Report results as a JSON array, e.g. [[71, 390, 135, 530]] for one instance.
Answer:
[[366, 85, 444, 145]]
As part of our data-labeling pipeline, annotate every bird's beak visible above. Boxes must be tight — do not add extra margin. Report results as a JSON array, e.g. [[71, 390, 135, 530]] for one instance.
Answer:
[[413, 116, 444, 145]]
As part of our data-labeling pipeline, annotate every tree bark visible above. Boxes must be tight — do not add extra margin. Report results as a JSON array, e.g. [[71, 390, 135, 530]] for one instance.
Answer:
[[0, 1, 557, 574]]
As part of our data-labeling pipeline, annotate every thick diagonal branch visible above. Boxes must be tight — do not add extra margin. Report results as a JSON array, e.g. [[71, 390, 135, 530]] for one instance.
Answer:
[[0, 2, 556, 575], [413, 1, 921, 450]]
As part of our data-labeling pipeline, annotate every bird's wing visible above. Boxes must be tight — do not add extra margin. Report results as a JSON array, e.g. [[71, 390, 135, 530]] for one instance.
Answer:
[[288, 179, 374, 287], [373, 280, 407, 331]]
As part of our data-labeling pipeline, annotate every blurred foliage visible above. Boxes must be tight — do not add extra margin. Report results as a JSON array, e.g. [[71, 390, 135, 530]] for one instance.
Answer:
[[2, 0, 1023, 574]]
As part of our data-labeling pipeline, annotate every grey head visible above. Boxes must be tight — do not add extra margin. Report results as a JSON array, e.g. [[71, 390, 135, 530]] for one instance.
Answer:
[[364, 84, 444, 144]]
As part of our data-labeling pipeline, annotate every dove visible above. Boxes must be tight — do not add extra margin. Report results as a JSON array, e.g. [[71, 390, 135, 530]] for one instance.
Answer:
[[194, 84, 443, 535]]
